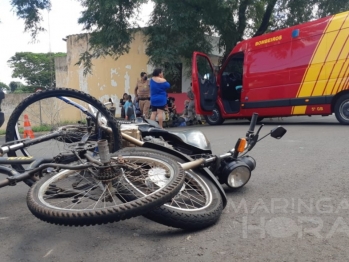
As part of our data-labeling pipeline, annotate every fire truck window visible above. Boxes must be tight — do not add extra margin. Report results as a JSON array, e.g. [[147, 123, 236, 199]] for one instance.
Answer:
[[197, 56, 214, 81], [222, 54, 244, 81], [195, 55, 218, 111], [220, 53, 244, 101]]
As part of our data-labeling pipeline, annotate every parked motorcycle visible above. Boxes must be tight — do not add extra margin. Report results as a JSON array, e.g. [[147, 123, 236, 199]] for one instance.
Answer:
[[118, 113, 287, 229]]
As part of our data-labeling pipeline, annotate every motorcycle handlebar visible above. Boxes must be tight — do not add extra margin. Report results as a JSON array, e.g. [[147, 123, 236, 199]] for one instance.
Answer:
[[248, 113, 259, 133]]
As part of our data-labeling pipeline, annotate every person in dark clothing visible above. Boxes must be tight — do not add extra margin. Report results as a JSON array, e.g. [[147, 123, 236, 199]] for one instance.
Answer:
[[119, 93, 128, 118], [167, 96, 177, 114]]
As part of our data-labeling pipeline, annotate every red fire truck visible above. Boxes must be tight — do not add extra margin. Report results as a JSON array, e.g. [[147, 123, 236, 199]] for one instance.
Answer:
[[192, 11, 349, 125]]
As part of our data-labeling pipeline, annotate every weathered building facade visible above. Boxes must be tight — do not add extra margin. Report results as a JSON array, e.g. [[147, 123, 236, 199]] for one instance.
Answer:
[[55, 31, 222, 116]]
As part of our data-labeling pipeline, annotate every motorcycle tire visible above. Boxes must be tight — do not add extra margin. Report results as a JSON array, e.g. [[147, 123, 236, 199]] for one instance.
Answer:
[[117, 147, 224, 230]]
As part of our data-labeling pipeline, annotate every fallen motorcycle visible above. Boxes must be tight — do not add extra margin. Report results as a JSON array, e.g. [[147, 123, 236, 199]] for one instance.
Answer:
[[118, 113, 287, 229], [2, 88, 286, 230]]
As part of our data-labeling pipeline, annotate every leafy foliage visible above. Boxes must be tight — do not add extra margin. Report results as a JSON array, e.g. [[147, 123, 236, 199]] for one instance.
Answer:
[[10, 0, 51, 40], [0, 82, 10, 91], [75, 0, 146, 71], [9, 81, 24, 93], [9, 0, 349, 75], [7, 52, 66, 88], [145, 0, 214, 80], [13, 85, 38, 93]]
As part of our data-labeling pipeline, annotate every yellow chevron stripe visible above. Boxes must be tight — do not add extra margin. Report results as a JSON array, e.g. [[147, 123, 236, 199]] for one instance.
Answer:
[[333, 59, 349, 94], [322, 28, 349, 95], [326, 12, 348, 32], [292, 11, 349, 115], [291, 22, 331, 114]]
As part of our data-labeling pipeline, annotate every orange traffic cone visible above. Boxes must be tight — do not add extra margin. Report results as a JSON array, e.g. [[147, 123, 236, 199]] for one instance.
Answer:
[[23, 114, 35, 139]]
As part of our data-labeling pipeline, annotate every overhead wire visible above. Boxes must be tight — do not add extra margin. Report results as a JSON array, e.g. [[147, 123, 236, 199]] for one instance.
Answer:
[[47, 9, 54, 89]]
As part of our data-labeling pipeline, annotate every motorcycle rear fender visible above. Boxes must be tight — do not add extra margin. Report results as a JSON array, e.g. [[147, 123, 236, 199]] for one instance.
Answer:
[[141, 142, 227, 208]]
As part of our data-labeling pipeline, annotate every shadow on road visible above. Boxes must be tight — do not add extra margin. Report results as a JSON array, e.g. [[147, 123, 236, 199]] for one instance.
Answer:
[[193, 116, 341, 127], [222, 121, 340, 126]]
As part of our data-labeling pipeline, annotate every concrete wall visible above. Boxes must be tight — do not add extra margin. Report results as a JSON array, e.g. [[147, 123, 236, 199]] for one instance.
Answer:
[[55, 56, 69, 88], [1, 93, 85, 131], [55, 32, 155, 117], [1, 93, 32, 130]]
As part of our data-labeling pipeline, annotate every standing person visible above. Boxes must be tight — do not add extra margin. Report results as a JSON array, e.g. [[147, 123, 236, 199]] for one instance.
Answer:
[[134, 72, 150, 118], [150, 68, 170, 128], [119, 93, 128, 119]]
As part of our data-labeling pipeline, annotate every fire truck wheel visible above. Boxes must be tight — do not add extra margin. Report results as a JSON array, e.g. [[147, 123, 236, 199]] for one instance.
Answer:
[[334, 94, 349, 125], [204, 105, 225, 125]]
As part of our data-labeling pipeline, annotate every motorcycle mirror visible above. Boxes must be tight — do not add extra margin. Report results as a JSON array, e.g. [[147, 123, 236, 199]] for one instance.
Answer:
[[270, 126, 287, 139]]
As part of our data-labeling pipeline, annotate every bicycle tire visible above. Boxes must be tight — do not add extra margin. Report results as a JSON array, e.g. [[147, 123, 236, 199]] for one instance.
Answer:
[[5, 88, 122, 180], [26, 148, 185, 226]]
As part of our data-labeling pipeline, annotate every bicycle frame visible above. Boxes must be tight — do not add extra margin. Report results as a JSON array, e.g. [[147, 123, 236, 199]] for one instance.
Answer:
[[1, 95, 115, 188], [0, 155, 92, 188], [0, 156, 54, 187]]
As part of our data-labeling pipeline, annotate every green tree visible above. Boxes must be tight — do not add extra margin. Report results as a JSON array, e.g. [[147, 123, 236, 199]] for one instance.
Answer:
[[13, 85, 38, 93], [9, 81, 24, 93], [7, 52, 66, 88], [8, 0, 349, 74], [0, 82, 9, 92]]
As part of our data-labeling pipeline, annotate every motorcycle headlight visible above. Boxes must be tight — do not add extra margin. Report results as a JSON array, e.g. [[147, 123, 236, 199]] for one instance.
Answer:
[[239, 156, 256, 171], [222, 161, 251, 189]]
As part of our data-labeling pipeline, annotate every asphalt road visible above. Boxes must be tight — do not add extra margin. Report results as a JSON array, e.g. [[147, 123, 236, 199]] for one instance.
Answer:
[[1, 114, 348, 262]]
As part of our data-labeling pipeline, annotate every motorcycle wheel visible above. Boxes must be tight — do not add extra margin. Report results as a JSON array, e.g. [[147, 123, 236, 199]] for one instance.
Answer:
[[117, 147, 224, 230]]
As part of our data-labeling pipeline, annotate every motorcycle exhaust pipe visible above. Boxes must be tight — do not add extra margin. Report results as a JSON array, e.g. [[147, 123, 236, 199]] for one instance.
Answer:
[[180, 158, 206, 170], [99, 124, 143, 148], [121, 132, 144, 146]]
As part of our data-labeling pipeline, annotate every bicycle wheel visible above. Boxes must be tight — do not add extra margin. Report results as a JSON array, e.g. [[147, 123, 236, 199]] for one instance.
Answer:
[[26, 148, 185, 226], [116, 147, 224, 230], [5, 88, 122, 174]]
